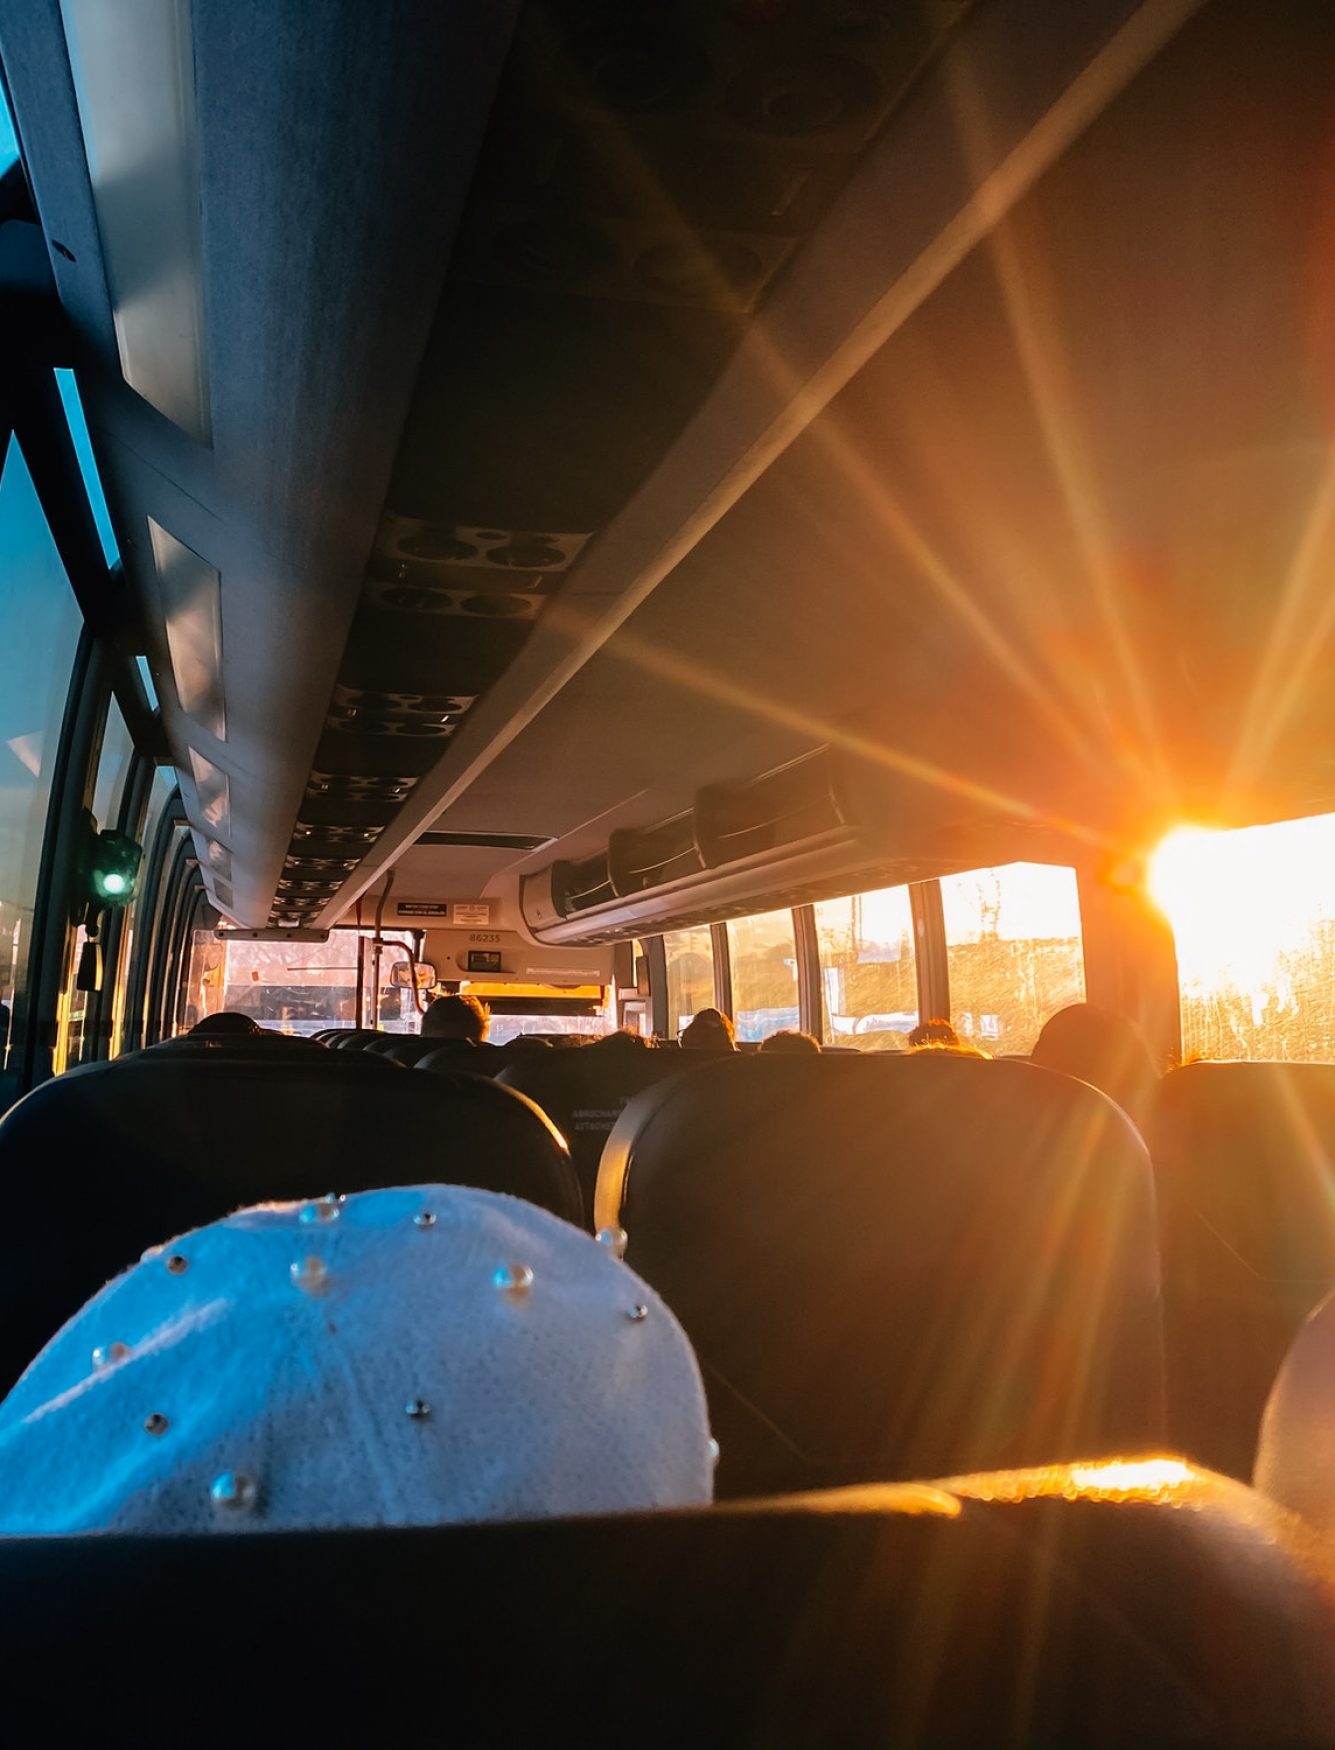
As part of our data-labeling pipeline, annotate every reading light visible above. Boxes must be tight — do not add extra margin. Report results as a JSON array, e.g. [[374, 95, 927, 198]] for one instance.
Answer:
[[89, 829, 142, 907], [60, 0, 211, 444]]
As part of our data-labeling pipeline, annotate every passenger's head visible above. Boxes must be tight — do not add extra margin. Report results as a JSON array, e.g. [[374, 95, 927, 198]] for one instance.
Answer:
[[679, 1008, 736, 1052], [0, 1185, 713, 1535], [759, 1030, 821, 1055], [908, 1019, 959, 1050], [421, 993, 489, 1042], [1031, 1003, 1158, 1122], [590, 1029, 650, 1051], [190, 1011, 263, 1038], [911, 1042, 992, 1060]]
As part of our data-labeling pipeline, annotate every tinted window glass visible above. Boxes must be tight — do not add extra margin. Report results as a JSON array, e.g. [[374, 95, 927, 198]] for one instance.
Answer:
[[663, 926, 714, 1036], [814, 885, 917, 1050], [0, 441, 84, 1093], [941, 863, 1085, 1055], [92, 694, 133, 829], [727, 909, 798, 1043]]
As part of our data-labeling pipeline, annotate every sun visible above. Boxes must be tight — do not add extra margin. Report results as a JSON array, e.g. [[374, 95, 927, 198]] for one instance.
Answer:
[[1147, 816, 1335, 999]]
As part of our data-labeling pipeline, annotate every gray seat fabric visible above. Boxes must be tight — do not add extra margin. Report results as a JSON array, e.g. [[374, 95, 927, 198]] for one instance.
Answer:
[[597, 1053, 1163, 1497]]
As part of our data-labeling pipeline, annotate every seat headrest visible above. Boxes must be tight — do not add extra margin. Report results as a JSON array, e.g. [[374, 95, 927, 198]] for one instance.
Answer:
[[1256, 1287, 1335, 1529], [596, 1053, 1162, 1487], [0, 1055, 580, 1393]]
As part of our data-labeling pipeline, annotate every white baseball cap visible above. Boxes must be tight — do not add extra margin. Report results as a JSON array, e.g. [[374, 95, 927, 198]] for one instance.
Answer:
[[0, 1184, 713, 1535]]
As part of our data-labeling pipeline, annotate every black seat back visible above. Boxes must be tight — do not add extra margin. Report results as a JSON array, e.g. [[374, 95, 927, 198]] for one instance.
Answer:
[[0, 1050, 579, 1392], [417, 1040, 552, 1078], [1146, 1061, 1335, 1476], [381, 1034, 461, 1067], [3, 1467, 1332, 1748], [597, 1054, 1163, 1495], [497, 1048, 695, 1225]]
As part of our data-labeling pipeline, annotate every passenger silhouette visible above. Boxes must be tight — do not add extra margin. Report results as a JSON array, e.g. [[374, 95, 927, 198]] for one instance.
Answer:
[[759, 1030, 821, 1054], [908, 1019, 959, 1049], [591, 1029, 650, 1051], [190, 1011, 263, 1037], [1031, 1002, 1158, 1123], [680, 1008, 736, 1052], [421, 993, 490, 1043]]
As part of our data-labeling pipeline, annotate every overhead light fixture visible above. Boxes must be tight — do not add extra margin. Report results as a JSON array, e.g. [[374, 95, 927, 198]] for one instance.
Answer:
[[151, 521, 225, 740], [60, 0, 211, 445]]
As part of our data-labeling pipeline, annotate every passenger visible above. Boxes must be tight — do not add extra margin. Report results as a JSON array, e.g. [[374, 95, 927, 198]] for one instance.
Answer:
[[912, 1042, 992, 1059], [0, 1184, 714, 1535], [759, 1030, 821, 1055], [421, 993, 489, 1043], [190, 1011, 263, 1037], [680, 1008, 736, 1052], [908, 1019, 959, 1049], [1031, 1002, 1158, 1123], [590, 1029, 650, 1051]]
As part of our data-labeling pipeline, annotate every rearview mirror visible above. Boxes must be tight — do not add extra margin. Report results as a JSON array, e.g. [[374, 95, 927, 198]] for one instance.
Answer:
[[389, 961, 436, 990]]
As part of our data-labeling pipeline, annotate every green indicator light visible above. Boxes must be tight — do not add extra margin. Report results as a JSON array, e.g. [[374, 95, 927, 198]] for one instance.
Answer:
[[87, 829, 141, 908]]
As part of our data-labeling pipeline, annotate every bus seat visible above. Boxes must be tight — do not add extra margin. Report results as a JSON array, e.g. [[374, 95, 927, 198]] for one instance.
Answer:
[[496, 1049, 697, 1227], [417, 1040, 513, 1078], [381, 1035, 465, 1067], [596, 1054, 1163, 1496], [1146, 1061, 1335, 1479], [0, 1056, 580, 1394], [140, 1035, 401, 1072], [1, 1463, 1331, 1748], [329, 1029, 384, 1049], [360, 1033, 407, 1055]]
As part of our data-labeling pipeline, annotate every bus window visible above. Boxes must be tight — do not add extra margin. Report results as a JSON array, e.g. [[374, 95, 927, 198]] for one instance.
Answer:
[[813, 886, 917, 1051], [663, 926, 714, 1037], [456, 983, 611, 1045], [1150, 814, 1335, 1063], [940, 863, 1085, 1056], [0, 440, 85, 1097], [180, 927, 420, 1036], [726, 909, 798, 1044]]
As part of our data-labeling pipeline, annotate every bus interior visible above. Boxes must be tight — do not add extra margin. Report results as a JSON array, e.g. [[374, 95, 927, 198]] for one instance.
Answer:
[[4, 0, 1335, 1743]]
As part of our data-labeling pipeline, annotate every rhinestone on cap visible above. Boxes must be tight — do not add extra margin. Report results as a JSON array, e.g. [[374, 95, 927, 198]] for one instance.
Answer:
[[144, 1412, 169, 1436], [298, 1196, 341, 1226], [627, 1304, 648, 1323], [405, 1399, 432, 1420], [290, 1256, 330, 1295], [595, 1226, 628, 1260], [92, 1341, 130, 1369], [708, 1439, 721, 1465], [165, 1253, 189, 1275], [413, 1211, 437, 1229], [493, 1262, 534, 1299], [210, 1471, 258, 1513]]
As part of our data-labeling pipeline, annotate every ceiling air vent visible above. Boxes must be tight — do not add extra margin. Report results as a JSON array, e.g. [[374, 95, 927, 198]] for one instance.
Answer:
[[305, 772, 420, 804], [326, 685, 476, 738]]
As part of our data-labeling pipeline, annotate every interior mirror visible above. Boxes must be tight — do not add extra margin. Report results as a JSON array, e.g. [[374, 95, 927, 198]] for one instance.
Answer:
[[389, 960, 436, 990]]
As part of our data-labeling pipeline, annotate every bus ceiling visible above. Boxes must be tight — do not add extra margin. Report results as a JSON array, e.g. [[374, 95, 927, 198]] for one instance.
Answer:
[[7, 0, 1334, 932]]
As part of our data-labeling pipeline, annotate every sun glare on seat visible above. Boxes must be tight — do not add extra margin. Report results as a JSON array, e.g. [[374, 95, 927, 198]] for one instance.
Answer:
[[1148, 815, 1335, 1061]]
